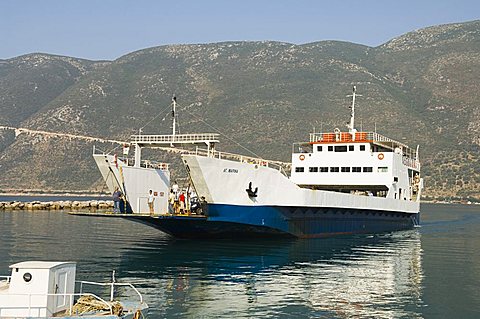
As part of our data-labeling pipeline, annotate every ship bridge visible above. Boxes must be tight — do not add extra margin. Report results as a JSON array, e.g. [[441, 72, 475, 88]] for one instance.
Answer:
[[307, 131, 418, 160]]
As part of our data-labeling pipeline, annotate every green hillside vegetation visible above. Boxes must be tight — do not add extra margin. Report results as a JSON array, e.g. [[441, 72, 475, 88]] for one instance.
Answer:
[[0, 20, 479, 200]]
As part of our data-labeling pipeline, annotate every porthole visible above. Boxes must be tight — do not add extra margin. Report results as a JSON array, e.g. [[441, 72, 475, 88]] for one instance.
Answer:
[[23, 272, 32, 282]]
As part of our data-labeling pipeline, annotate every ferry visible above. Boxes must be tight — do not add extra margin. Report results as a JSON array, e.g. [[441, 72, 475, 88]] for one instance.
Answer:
[[91, 87, 423, 238]]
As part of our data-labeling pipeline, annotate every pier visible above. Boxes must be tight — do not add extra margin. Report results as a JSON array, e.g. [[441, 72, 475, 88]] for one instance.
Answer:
[[0, 200, 113, 211]]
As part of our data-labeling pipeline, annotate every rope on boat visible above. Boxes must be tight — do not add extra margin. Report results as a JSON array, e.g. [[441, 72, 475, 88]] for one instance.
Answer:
[[133, 309, 145, 319], [69, 295, 123, 316]]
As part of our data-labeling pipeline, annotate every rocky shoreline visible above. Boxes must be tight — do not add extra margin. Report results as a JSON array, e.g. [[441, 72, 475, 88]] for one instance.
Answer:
[[0, 200, 113, 211]]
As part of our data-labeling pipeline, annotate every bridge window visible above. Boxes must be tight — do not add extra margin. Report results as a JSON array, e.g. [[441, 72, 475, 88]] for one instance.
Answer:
[[352, 167, 361, 172], [341, 167, 350, 172], [334, 145, 348, 152], [363, 167, 373, 172], [349, 145, 354, 151], [378, 167, 388, 172], [330, 167, 339, 172], [360, 145, 366, 151], [295, 167, 304, 173], [328, 146, 333, 152], [320, 167, 328, 172], [309, 167, 318, 172], [317, 146, 323, 152]]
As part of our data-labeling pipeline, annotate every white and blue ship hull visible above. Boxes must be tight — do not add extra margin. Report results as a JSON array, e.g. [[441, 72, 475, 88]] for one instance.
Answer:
[[132, 155, 420, 238], [93, 88, 422, 239], [132, 203, 419, 239]]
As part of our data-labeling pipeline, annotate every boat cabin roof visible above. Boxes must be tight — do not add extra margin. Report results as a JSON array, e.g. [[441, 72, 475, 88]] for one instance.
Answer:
[[9, 261, 76, 270], [307, 131, 417, 157]]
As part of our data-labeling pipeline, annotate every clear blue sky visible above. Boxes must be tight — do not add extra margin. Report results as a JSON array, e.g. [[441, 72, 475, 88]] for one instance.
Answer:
[[1, 0, 479, 61]]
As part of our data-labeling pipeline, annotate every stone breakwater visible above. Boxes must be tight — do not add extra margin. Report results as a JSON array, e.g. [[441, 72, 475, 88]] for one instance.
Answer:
[[0, 200, 113, 211]]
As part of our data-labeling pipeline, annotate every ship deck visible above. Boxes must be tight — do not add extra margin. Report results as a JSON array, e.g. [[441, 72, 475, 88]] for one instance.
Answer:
[[68, 211, 208, 219]]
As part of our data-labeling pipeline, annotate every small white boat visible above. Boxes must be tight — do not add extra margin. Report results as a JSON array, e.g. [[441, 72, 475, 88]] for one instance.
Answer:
[[0, 261, 148, 318]]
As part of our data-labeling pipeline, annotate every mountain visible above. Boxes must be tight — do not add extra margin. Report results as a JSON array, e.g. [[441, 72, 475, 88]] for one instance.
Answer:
[[0, 20, 479, 200]]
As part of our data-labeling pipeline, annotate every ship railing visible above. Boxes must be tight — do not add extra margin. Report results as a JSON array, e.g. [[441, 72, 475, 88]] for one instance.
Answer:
[[78, 280, 144, 305], [310, 131, 409, 148], [131, 133, 219, 145], [93, 146, 169, 170], [309, 131, 417, 156], [139, 160, 169, 170], [119, 156, 169, 170], [94, 143, 291, 175], [185, 147, 291, 174], [93, 145, 112, 156]]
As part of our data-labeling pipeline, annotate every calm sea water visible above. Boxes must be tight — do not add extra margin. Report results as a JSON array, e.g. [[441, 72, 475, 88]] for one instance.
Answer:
[[0, 203, 479, 318]]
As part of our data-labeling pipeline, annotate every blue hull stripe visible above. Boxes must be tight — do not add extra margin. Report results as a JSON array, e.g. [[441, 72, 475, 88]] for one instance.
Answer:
[[131, 204, 419, 239]]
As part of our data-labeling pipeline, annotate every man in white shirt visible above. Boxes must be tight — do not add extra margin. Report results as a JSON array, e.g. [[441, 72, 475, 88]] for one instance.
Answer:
[[168, 189, 175, 214], [171, 181, 179, 213], [172, 181, 179, 197], [148, 189, 155, 216]]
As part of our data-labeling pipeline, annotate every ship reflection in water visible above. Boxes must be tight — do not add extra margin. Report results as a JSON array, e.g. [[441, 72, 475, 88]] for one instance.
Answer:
[[119, 230, 423, 318]]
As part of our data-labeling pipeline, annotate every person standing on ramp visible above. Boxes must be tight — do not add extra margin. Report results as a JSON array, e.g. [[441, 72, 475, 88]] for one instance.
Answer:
[[148, 190, 155, 216]]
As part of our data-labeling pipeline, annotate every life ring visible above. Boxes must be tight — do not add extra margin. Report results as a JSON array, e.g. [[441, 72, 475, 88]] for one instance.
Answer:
[[378, 153, 384, 160], [299, 154, 305, 161]]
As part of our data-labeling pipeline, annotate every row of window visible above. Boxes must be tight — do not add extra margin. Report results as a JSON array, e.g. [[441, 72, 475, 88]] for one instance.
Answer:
[[295, 166, 388, 173], [317, 145, 366, 152]]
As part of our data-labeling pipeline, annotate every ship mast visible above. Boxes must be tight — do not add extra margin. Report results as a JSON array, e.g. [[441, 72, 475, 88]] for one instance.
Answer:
[[131, 95, 220, 166], [172, 95, 177, 136], [347, 86, 361, 141]]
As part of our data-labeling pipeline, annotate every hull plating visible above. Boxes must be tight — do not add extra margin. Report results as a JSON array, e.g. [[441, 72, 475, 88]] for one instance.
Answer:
[[129, 204, 419, 239]]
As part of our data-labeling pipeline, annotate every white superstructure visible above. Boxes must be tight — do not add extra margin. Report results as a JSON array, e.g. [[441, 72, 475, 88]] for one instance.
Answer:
[[291, 131, 421, 201], [290, 87, 422, 202]]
